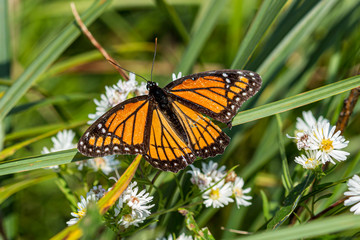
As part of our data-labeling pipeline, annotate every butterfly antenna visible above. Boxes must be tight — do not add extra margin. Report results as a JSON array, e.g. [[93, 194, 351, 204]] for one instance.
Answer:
[[107, 59, 149, 82], [150, 38, 157, 82]]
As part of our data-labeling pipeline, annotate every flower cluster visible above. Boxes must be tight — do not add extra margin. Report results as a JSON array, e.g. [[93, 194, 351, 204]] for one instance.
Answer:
[[158, 233, 193, 240], [88, 73, 147, 124], [188, 161, 252, 209], [287, 111, 350, 169], [67, 185, 106, 226], [344, 175, 360, 215], [41, 129, 119, 174], [113, 181, 155, 228]]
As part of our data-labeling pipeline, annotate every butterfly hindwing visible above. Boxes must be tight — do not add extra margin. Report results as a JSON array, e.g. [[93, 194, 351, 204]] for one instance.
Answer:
[[165, 70, 262, 126], [77, 95, 152, 157], [171, 101, 230, 158], [142, 105, 196, 172]]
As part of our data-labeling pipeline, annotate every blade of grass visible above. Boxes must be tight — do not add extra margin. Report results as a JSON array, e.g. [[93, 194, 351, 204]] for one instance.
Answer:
[[4, 120, 86, 142], [0, 172, 55, 204], [239, 215, 360, 240], [257, 0, 337, 82], [0, 0, 112, 121], [155, 0, 190, 43], [231, 0, 287, 69], [0, 0, 10, 81], [232, 74, 360, 126], [276, 114, 292, 193], [9, 93, 96, 115], [176, 0, 231, 74], [0, 148, 131, 176]]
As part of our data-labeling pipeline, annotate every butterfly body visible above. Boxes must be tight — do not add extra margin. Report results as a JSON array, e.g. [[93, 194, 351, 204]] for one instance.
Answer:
[[78, 70, 262, 172]]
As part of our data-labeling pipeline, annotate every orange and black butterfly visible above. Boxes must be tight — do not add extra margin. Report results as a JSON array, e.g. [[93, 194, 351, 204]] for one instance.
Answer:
[[77, 70, 262, 172]]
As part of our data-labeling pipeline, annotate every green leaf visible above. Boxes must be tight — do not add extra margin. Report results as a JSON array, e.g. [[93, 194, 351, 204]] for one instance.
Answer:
[[0, 171, 55, 204], [257, 0, 338, 81], [267, 174, 315, 229], [240, 215, 360, 240], [231, 0, 287, 69], [232, 74, 360, 126], [0, 0, 112, 121], [176, 0, 231, 74]]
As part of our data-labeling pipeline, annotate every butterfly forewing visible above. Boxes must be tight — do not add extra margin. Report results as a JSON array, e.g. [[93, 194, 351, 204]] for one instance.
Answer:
[[165, 70, 262, 126], [77, 96, 152, 157], [142, 106, 196, 172]]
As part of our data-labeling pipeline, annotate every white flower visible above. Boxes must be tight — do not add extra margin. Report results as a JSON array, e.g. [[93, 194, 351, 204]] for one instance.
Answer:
[[177, 233, 193, 240], [287, 111, 329, 150], [201, 160, 226, 183], [157, 233, 193, 240], [88, 74, 147, 124], [308, 122, 349, 164], [66, 185, 106, 226], [86, 155, 119, 175], [188, 165, 212, 190], [202, 180, 234, 208], [294, 150, 321, 169], [296, 111, 328, 132], [172, 72, 182, 81], [344, 175, 360, 215], [41, 130, 76, 170], [117, 212, 146, 228], [114, 181, 154, 228], [42, 130, 76, 154], [232, 177, 252, 208]]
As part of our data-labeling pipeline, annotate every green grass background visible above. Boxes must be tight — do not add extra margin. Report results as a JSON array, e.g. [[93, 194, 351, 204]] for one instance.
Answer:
[[1, 0, 360, 239]]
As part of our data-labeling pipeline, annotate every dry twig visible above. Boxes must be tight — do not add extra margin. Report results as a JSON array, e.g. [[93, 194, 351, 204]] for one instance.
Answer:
[[70, 2, 129, 80]]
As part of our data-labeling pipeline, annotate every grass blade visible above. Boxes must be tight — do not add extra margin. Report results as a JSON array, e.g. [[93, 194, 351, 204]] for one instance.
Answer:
[[176, 0, 231, 74], [240, 215, 360, 240], [232, 75, 360, 126], [231, 0, 287, 69], [0, 0, 112, 120]]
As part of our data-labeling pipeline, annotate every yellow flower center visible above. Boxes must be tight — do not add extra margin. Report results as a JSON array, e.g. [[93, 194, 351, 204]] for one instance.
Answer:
[[233, 188, 243, 198], [305, 158, 313, 164], [74, 207, 86, 219], [123, 214, 133, 222], [210, 188, 220, 200], [320, 139, 333, 153]]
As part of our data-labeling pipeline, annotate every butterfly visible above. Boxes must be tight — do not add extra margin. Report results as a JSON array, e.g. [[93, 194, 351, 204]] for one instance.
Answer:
[[77, 70, 262, 172]]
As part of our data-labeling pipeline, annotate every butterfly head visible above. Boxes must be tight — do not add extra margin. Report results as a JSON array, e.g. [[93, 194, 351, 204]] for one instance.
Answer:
[[146, 81, 158, 90]]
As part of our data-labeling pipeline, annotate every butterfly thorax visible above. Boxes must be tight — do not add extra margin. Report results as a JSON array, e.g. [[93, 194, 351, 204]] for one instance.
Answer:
[[147, 81, 189, 144], [147, 82, 169, 109]]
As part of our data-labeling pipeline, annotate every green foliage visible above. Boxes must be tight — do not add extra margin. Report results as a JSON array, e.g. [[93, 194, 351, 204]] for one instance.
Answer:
[[1, 0, 360, 239]]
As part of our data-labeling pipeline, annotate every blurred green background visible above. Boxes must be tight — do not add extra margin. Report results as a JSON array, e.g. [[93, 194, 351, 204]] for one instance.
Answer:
[[1, 0, 360, 239]]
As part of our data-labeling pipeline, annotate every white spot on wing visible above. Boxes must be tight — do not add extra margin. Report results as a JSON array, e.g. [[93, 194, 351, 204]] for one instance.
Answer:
[[98, 124, 102, 129], [222, 73, 228, 77], [249, 72, 255, 76]]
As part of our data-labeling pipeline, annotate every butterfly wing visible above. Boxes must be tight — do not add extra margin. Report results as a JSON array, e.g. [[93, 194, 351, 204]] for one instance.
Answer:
[[171, 100, 230, 158], [142, 104, 196, 172], [78, 95, 152, 157], [165, 70, 262, 127]]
